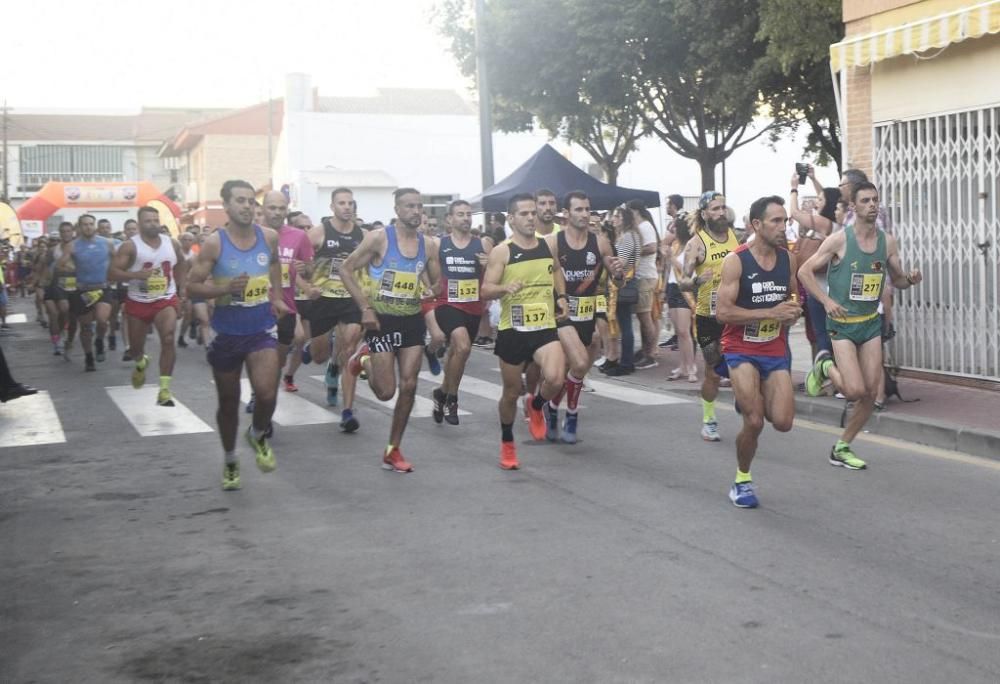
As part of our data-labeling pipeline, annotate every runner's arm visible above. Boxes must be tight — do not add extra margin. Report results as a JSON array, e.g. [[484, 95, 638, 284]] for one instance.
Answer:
[[108, 240, 138, 282], [479, 243, 512, 300], [885, 234, 921, 289], [185, 234, 229, 299], [797, 230, 846, 307], [337, 229, 384, 313], [677, 237, 704, 292], [547, 234, 569, 319], [171, 238, 188, 297]]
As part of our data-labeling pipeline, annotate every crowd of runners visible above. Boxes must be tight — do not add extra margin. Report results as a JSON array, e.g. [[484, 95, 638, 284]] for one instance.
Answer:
[[1, 168, 921, 508]]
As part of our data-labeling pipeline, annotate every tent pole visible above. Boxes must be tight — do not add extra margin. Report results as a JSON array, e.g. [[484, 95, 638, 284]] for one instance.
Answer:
[[475, 0, 495, 190]]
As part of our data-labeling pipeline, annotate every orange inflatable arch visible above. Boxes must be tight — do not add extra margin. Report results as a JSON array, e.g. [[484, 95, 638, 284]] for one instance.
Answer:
[[16, 181, 181, 235]]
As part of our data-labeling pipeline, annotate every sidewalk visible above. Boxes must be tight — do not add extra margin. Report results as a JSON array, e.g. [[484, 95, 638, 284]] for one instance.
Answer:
[[615, 320, 1000, 460]]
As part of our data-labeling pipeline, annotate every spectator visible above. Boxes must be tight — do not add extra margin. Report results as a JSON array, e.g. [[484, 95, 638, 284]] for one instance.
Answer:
[[665, 213, 697, 382], [626, 199, 661, 369], [605, 205, 641, 376]]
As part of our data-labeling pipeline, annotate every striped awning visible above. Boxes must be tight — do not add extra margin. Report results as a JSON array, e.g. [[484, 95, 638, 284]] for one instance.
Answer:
[[830, 0, 1000, 72]]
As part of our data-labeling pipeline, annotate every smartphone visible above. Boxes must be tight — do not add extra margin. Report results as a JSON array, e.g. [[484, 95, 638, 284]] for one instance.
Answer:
[[795, 163, 809, 185]]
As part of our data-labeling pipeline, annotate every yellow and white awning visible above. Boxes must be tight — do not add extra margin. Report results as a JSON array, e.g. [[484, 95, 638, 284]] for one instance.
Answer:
[[830, 0, 1000, 72]]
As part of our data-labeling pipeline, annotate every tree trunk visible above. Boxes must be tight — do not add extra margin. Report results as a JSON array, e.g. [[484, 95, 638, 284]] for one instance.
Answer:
[[699, 157, 717, 193], [603, 163, 619, 187]]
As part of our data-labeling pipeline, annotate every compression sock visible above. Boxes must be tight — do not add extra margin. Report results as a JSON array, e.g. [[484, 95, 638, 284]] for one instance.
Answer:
[[564, 373, 583, 412], [735, 469, 752, 484], [159, 376, 171, 391], [702, 398, 716, 423], [501, 422, 514, 442]]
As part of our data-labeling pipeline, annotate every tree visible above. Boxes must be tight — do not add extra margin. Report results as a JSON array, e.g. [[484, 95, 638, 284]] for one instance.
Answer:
[[616, 0, 798, 191], [432, 0, 647, 185], [757, 0, 844, 173]]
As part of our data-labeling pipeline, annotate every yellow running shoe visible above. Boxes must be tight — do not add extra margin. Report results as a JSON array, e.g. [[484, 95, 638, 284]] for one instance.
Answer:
[[131, 355, 149, 389], [222, 462, 241, 490], [245, 427, 276, 473], [156, 388, 175, 407]]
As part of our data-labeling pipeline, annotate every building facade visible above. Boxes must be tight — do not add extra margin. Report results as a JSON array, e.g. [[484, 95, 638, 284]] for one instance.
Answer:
[[831, 0, 1000, 381]]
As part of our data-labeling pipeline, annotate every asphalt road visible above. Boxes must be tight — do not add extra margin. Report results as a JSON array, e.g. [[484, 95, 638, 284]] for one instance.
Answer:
[[2, 312, 999, 683]]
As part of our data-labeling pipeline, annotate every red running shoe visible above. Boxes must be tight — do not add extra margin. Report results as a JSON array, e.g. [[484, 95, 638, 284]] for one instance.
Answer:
[[283, 378, 298, 392], [499, 442, 520, 470], [348, 343, 370, 377], [382, 447, 414, 473], [527, 401, 546, 441]]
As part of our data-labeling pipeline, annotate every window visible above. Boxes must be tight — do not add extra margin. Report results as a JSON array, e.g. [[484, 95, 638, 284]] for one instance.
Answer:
[[19, 145, 124, 190]]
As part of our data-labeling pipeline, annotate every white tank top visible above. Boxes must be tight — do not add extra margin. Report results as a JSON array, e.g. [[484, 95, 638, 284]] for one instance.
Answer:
[[127, 234, 177, 302]]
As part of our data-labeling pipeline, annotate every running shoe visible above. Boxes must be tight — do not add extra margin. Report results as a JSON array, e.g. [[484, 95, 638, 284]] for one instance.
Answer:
[[382, 447, 413, 473], [245, 427, 276, 473], [348, 343, 369, 377], [340, 409, 360, 433], [107, 335, 117, 351], [592, 355, 607, 368], [806, 350, 832, 397], [425, 346, 442, 375], [177, 336, 188, 348], [445, 397, 460, 426], [283, 377, 299, 393], [604, 364, 634, 376], [499, 442, 520, 470], [432, 387, 446, 424], [701, 420, 721, 442], [528, 401, 547, 441], [131, 354, 149, 388], [829, 443, 867, 470], [52, 344, 61, 356], [658, 334, 678, 349], [85, 354, 96, 372], [122, 350, 132, 362], [95, 338, 105, 363], [561, 412, 578, 444], [635, 355, 658, 370], [729, 481, 759, 508], [545, 403, 559, 442], [156, 388, 175, 407], [222, 462, 241, 491], [581, 380, 595, 393], [301, 342, 312, 365], [245, 395, 255, 414]]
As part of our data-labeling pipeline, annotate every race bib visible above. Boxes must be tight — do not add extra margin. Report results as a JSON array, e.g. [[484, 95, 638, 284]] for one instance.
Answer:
[[316, 257, 349, 298], [595, 295, 608, 314], [447, 279, 479, 303], [236, 275, 269, 305], [567, 295, 596, 322], [146, 269, 168, 295], [743, 318, 780, 343], [280, 263, 291, 289], [849, 273, 883, 302], [59, 276, 77, 292], [510, 302, 550, 331], [379, 269, 418, 300], [710, 289, 719, 316]]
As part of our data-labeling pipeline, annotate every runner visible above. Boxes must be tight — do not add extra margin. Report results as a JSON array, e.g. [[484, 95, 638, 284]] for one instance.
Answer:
[[260, 191, 313, 410], [798, 181, 922, 470], [680, 191, 741, 442], [58, 215, 115, 372], [302, 187, 364, 432], [110, 206, 187, 406], [176, 231, 197, 349], [715, 196, 802, 508], [545, 191, 620, 443], [186, 180, 290, 491], [99, 219, 124, 353], [427, 199, 493, 425], [339, 187, 442, 472], [44, 223, 77, 357], [481, 193, 568, 470], [120, 219, 139, 361], [282, 210, 314, 390]]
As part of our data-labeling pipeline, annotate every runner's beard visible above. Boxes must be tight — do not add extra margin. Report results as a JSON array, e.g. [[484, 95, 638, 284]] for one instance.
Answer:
[[709, 217, 730, 234]]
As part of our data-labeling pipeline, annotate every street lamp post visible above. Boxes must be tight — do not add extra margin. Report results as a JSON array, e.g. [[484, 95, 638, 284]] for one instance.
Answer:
[[475, 0, 495, 191]]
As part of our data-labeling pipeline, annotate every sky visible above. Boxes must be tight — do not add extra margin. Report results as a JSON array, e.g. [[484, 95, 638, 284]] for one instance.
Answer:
[[2, 0, 469, 110]]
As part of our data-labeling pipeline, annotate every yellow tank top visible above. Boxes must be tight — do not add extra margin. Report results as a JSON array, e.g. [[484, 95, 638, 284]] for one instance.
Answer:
[[694, 228, 740, 318], [498, 239, 556, 332]]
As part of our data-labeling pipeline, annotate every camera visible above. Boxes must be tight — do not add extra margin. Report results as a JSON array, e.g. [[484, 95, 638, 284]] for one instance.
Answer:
[[795, 163, 809, 185]]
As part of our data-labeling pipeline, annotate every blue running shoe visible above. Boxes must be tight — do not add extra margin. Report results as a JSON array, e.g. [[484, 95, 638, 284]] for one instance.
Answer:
[[424, 346, 441, 375], [545, 403, 559, 442], [245, 395, 255, 414], [340, 409, 360, 433], [729, 481, 759, 508], [560, 412, 578, 444], [301, 342, 312, 366]]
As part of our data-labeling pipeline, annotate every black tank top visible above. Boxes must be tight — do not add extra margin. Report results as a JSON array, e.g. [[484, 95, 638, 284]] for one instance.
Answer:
[[316, 218, 364, 260], [557, 230, 602, 297]]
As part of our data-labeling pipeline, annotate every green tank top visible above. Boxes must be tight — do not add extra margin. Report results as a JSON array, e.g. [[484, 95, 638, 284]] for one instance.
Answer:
[[827, 226, 887, 322]]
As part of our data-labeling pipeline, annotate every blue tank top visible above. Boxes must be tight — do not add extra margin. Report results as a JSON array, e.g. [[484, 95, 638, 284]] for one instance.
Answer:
[[73, 236, 111, 287], [366, 226, 426, 316], [211, 225, 276, 335]]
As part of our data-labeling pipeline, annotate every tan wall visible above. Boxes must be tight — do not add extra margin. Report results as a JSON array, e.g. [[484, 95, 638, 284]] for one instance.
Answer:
[[844, 17, 874, 174], [845, 0, 920, 24], [844, 0, 970, 25], [872, 35, 1000, 122], [201, 134, 271, 201]]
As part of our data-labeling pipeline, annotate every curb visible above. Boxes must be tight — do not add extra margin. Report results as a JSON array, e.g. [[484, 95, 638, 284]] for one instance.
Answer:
[[606, 372, 1000, 462]]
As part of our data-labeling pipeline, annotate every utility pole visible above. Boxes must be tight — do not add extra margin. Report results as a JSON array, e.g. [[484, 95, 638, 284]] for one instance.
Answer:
[[474, 0, 494, 191], [267, 92, 273, 189], [2, 100, 8, 203]]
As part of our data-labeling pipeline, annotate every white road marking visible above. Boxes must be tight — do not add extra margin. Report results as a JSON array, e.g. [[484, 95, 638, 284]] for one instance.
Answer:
[[241, 378, 337, 425], [0, 391, 66, 447], [314, 375, 470, 418], [418, 371, 499, 402], [5, 313, 28, 324], [106, 386, 214, 436], [583, 378, 689, 405]]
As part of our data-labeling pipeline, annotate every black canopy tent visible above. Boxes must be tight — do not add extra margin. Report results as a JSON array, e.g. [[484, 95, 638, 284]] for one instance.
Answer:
[[470, 144, 660, 211]]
